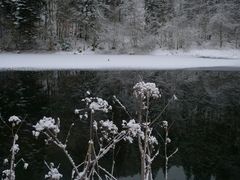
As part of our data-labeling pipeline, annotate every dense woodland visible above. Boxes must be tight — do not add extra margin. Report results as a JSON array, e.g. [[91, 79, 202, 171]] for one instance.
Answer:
[[0, 0, 240, 52]]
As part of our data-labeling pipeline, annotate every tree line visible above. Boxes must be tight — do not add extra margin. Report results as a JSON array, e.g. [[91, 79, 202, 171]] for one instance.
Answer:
[[0, 0, 240, 52]]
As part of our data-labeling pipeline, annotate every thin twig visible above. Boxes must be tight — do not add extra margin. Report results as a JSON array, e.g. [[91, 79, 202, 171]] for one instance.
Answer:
[[15, 158, 26, 166], [168, 148, 178, 159], [0, 115, 11, 131], [65, 123, 74, 145], [151, 97, 174, 126], [154, 124, 165, 143], [99, 166, 117, 180], [113, 95, 133, 119]]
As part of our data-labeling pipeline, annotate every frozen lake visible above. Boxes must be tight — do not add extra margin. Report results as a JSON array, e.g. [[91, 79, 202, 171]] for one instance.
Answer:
[[0, 52, 240, 70]]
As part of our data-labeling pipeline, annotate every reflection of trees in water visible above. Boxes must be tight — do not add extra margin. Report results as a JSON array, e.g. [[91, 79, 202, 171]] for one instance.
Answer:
[[172, 72, 240, 180], [0, 72, 48, 179], [1, 71, 240, 180]]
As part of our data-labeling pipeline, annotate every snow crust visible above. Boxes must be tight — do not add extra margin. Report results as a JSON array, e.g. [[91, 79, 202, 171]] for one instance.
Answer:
[[0, 50, 240, 70]]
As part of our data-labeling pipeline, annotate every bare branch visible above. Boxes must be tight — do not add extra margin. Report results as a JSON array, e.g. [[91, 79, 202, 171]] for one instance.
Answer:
[[113, 95, 133, 119], [64, 123, 75, 145], [168, 148, 178, 159]]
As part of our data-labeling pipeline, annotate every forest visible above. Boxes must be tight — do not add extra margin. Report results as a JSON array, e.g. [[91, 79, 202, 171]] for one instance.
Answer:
[[0, 0, 240, 52]]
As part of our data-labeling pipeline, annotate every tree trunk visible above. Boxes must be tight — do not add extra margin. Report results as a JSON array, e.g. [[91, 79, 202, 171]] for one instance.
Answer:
[[219, 22, 223, 48]]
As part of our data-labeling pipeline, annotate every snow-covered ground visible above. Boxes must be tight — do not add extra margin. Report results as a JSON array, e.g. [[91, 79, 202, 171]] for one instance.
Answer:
[[0, 49, 240, 70], [151, 49, 240, 59]]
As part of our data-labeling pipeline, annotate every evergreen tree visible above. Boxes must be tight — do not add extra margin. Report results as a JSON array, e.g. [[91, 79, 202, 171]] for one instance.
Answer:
[[0, 0, 45, 50], [145, 0, 174, 35], [122, 0, 145, 48], [70, 0, 102, 50]]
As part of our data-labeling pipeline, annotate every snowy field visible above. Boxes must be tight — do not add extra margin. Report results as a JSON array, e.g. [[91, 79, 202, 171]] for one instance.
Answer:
[[0, 49, 240, 70]]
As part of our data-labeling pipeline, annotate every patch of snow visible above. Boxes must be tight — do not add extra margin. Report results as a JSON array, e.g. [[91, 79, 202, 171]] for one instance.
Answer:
[[188, 49, 240, 59], [151, 48, 240, 59]]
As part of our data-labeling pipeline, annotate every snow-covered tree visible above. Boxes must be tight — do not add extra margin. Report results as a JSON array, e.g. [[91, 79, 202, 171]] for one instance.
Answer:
[[145, 0, 174, 36], [121, 0, 146, 51]]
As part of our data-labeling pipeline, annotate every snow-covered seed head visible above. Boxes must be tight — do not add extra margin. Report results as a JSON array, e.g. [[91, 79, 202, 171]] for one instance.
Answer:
[[166, 137, 171, 144], [99, 120, 118, 142], [45, 162, 63, 180], [14, 134, 19, 141], [122, 119, 144, 143], [74, 109, 80, 114], [3, 159, 8, 165], [8, 115, 21, 127], [33, 117, 60, 138], [11, 144, 20, 154], [32, 131, 40, 138], [81, 97, 112, 113], [23, 163, 29, 170], [173, 94, 178, 101], [162, 121, 168, 128], [133, 81, 160, 100], [149, 136, 158, 145], [2, 169, 15, 180], [93, 120, 98, 131], [89, 98, 112, 113]]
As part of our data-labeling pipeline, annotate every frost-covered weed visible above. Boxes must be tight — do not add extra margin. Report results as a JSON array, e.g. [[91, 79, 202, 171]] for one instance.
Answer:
[[44, 162, 63, 180], [1, 81, 178, 180], [1, 116, 28, 180]]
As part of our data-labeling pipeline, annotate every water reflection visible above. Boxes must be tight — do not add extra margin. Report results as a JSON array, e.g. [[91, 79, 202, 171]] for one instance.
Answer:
[[0, 71, 240, 180], [120, 166, 187, 180]]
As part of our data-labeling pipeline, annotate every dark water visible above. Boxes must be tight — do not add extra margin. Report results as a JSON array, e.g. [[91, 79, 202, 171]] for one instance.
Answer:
[[1, 71, 240, 180]]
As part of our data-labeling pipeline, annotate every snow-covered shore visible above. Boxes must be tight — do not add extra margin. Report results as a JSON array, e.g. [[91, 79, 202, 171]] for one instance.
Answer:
[[0, 50, 240, 71]]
